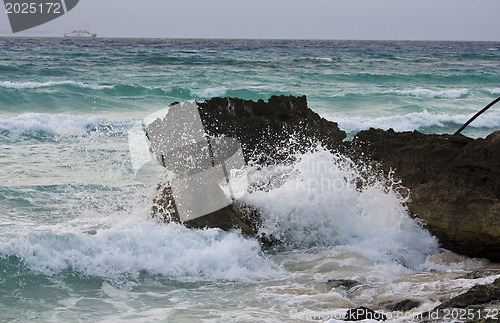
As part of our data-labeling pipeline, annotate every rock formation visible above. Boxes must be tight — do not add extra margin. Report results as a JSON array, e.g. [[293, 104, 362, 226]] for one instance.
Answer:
[[151, 95, 346, 237], [150, 95, 500, 262], [196, 95, 346, 164], [351, 129, 500, 261]]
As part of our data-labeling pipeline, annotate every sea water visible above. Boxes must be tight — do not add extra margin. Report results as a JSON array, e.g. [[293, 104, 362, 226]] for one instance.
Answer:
[[1, 38, 499, 322]]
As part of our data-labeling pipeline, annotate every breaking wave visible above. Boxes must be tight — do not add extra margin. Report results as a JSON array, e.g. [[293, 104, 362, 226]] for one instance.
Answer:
[[486, 87, 500, 95], [330, 110, 500, 134], [189, 87, 228, 98], [388, 88, 469, 99], [0, 80, 114, 90], [0, 113, 127, 139], [0, 216, 278, 281]]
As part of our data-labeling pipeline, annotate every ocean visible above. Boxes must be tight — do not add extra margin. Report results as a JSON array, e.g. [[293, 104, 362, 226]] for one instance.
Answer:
[[0, 38, 499, 322]]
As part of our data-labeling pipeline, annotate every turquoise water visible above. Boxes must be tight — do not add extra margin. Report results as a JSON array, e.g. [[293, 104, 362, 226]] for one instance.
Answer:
[[1, 39, 499, 136], [1, 38, 500, 322]]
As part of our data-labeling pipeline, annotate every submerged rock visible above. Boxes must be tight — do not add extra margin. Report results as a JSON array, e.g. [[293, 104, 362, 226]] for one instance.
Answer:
[[380, 299, 421, 312], [351, 129, 500, 261], [325, 279, 362, 291]]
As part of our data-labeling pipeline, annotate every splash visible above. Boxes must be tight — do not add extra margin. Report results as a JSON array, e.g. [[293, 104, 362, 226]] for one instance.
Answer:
[[189, 87, 228, 98], [241, 146, 439, 269]]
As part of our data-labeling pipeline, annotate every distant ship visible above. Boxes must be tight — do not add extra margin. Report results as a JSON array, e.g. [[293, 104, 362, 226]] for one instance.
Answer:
[[64, 30, 97, 38]]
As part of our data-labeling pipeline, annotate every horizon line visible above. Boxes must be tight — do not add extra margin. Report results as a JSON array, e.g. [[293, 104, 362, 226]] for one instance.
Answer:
[[1, 35, 500, 43]]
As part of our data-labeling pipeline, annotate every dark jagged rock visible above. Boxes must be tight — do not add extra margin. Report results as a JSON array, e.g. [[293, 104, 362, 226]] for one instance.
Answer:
[[150, 95, 346, 236], [197, 95, 346, 163], [344, 307, 387, 321], [351, 129, 500, 261]]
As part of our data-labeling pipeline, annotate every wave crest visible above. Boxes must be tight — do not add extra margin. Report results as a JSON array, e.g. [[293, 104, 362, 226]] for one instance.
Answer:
[[389, 88, 469, 99], [0, 113, 124, 138], [331, 110, 500, 134], [0, 219, 278, 281], [0, 80, 114, 90], [486, 88, 500, 95], [189, 87, 228, 98]]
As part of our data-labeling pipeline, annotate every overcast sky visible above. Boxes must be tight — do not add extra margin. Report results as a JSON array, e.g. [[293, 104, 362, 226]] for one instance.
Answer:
[[1, 0, 500, 41]]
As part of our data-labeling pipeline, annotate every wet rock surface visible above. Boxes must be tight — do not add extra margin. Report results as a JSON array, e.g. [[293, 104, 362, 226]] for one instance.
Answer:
[[152, 182, 261, 236], [380, 299, 421, 312], [421, 278, 500, 322], [197, 95, 346, 164], [150, 95, 346, 238], [436, 278, 500, 309], [351, 129, 500, 261], [150, 95, 500, 262]]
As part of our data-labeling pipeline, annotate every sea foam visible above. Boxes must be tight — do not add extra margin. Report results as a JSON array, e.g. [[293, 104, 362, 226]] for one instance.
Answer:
[[389, 88, 469, 99], [0, 146, 442, 280], [0, 113, 124, 138], [486, 87, 500, 95], [0, 80, 114, 90], [0, 216, 279, 281], [330, 110, 500, 134]]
